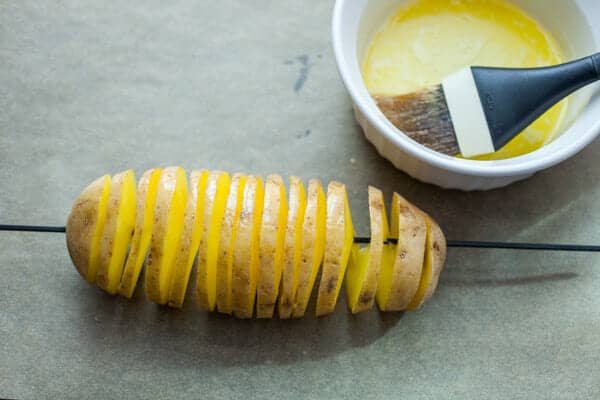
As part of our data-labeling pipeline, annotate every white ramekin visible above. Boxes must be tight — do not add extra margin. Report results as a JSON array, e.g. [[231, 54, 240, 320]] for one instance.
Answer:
[[332, 0, 600, 190]]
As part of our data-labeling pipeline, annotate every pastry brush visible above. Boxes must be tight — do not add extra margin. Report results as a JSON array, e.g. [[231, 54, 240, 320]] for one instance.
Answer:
[[374, 53, 600, 157]]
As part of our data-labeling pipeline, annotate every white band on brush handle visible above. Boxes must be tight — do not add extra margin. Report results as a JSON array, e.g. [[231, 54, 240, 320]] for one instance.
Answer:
[[442, 68, 495, 157]]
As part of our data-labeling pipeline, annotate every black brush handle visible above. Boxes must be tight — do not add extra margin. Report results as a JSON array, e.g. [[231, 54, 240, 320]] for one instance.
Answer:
[[472, 53, 600, 151]]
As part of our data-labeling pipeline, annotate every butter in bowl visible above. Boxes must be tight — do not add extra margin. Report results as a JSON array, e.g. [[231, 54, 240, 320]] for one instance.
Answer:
[[333, 0, 600, 190]]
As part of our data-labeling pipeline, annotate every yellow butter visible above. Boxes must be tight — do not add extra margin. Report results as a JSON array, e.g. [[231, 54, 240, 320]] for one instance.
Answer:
[[362, 0, 568, 160]]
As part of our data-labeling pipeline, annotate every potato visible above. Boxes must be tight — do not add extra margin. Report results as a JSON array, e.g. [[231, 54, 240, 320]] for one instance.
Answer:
[[216, 174, 246, 314], [66, 174, 111, 282], [65, 168, 448, 318], [376, 193, 427, 311], [407, 214, 447, 310], [256, 175, 288, 318], [145, 167, 188, 305], [346, 186, 388, 313], [167, 170, 209, 308], [291, 179, 326, 318], [231, 176, 264, 318], [96, 170, 136, 295], [196, 171, 231, 311], [118, 168, 162, 298], [422, 216, 446, 303], [315, 182, 355, 317], [278, 177, 306, 319]]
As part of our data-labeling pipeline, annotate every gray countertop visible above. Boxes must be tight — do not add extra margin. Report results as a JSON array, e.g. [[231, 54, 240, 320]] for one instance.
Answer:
[[1, 1, 599, 399]]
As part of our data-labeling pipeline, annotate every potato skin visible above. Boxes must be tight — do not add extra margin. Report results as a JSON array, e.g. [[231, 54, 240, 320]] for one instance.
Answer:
[[420, 215, 447, 304], [256, 175, 287, 318], [278, 177, 306, 319], [168, 170, 207, 308], [119, 168, 162, 298], [377, 193, 427, 311], [406, 212, 447, 310], [196, 171, 231, 311], [316, 181, 354, 317], [145, 167, 183, 304], [96, 170, 136, 294], [216, 174, 246, 314], [231, 176, 264, 319], [347, 186, 386, 314], [291, 179, 326, 318], [66, 175, 110, 282]]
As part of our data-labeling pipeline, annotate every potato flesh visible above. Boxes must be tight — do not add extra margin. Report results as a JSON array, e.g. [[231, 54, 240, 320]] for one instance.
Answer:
[[346, 186, 388, 313], [119, 168, 162, 298], [196, 171, 231, 311], [216, 174, 247, 314], [375, 245, 397, 311], [346, 244, 367, 310], [67, 169, 447, 318], [256, 175, 288, 318], [291, 179, 326, 318], [96, 170, 137, 294], [315, 182, 354, 317], [231, 176, 265, 318], [145, 167, 188, 305], [278, 177, 306, 319], [167, 170, 209, 308]]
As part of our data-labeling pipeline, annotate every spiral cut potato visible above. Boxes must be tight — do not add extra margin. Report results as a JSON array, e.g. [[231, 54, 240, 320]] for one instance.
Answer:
[[66, 168, 446, 318]]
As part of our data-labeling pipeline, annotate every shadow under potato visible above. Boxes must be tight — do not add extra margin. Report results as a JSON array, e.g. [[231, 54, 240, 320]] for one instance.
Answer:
[[73, 282, 403, 368]]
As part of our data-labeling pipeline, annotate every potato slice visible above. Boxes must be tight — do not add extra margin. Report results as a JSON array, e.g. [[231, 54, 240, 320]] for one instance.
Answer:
[[278, 177, 306, 319], [96, 170, 137, 294], [216, 174, 247, 314], [118, 168, 162, 298], [256, 175, 288, 318], [376, 193, 427, 311], [407, 214, 447, 310], [291, 179, 326, 318], [346, 186, 388, 313], [145, 167, 188, 304], [315, 182, 355, 317], [167, 170, 209, 308], [231, 175, 265, 318], [66, 174, 111, 283], [196, 171, 231, 311]]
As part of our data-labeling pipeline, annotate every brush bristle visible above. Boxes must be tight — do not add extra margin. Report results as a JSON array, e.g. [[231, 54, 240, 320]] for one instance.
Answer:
[[374, 85, 460, 156]]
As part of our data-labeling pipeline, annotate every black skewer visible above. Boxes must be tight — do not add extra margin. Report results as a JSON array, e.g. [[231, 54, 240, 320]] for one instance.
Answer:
[[0, 224, 66, 233], [1, 224, 600, 253], [445, 240, 600, 252], [354, 236, 600, 252]]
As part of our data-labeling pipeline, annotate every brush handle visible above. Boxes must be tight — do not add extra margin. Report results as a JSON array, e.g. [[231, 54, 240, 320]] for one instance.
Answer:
[[472, 53, 600, 151]]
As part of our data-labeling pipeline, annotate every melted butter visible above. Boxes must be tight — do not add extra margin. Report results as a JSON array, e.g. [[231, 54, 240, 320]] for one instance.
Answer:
[[362, 0, 568, 160]]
